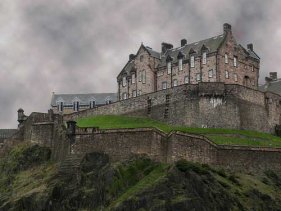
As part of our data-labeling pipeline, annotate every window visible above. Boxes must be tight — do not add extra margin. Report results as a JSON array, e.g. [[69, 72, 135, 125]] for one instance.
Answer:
[[184, 76, 189, 84], [90, 101, 96, 108], [208, 69, 213, 78], [173, 79, 178, 87], [225, 70, 229, 79], [132, 90, 137, 97], [202, 52, 207, 65], [234, 73, 238, 82], [167, 62, 172, 74], [142, 70, 146, 83], [140, 55, 144, 62], [225, 54, 228, 64], [162, 81, 167, 90], [138, 90, 142, 96], [157, 71, 163, 77], [138, 71, 142, 82], [234, 56, 237, 67], [178, 59, 183, 71], [196, 73, 201, 81], [122, 76, 127, 86], [122, 93, 127, 100], [58, 102, 64, 112], [190, 56, 195, 68], [251, 65, 254, 72], [73, 101, 79, 112], [132, 73, 135, 84], [105, 98, 111, 105]]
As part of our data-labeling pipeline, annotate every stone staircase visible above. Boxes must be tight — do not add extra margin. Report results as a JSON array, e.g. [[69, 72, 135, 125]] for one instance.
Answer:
[[58, 154, 84, 177]]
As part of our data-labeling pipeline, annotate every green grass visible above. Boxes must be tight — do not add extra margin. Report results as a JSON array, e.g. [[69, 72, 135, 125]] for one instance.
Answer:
[[77, 115, 281, 148]]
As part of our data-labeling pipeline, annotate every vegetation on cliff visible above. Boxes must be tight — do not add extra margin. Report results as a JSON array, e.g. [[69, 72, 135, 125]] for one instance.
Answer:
[[77, 115, 281, 148], [1, 144, 281, 210]]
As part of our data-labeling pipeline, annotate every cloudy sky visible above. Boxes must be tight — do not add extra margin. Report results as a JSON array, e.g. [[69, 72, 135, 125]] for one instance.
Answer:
[[0, 0, 281, 128]]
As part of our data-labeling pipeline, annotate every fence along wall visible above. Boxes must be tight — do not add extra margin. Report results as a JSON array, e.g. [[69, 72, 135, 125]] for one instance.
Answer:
[[64, 83, 280, 133], [71, 128, 281, 173]]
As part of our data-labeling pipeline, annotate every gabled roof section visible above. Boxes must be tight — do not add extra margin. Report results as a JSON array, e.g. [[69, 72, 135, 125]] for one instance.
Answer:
[[144, 46, 161, 59], [259, 79, 281, 95], [51, 93, 117, 106], [159, 34, 225, 67]]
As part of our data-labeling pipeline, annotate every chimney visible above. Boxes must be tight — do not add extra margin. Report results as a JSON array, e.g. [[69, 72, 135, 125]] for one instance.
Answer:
[[247, 43, 253, 51], [129, 54, 135, 61], [181, 39, 187, 47], [269, 72, 277, 80], [161, 42, 173, 54], [223, 23, 232, 33]]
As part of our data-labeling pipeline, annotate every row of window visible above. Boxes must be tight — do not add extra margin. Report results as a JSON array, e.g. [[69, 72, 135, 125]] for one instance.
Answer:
[[224, 54, 238, 67], [122, 90, 142, 100], [57, 100, 112, 112], [122, 71, 146, 87]]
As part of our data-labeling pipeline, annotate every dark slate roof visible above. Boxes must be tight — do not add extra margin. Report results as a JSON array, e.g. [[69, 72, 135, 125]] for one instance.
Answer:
[[159, 34, 226, 67], [51, 93, 117, 106], [145, 46, 161, 59], [259, 79, 281, 95], [0, 129, 17, 140]]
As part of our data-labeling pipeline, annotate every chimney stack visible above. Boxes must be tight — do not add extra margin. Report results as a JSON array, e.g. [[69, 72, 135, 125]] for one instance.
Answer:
[[161, 42, 173, 54], [247, 43, 253, 51], [269, 72, 277, 80], [129, 54, 135, 61], [223, 23, 232, 33], [181, 39, 187, 47]]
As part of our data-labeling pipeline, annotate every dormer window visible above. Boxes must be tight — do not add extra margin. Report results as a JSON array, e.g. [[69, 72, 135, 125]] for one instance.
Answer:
[[225, 54, 228, 64], [90, 100, 96, 108], [167, 62, 172, 74], [105, 98, 111, 105], [132, 73, 136, 84], [202, 52, 207, 65], [234, 56, 237, 67], [178, 59, 183, 71], [73, 101, 79, 112], [57, 102, 64, 112], [122, 76, 127, 86], [190, 56, 195, 68]]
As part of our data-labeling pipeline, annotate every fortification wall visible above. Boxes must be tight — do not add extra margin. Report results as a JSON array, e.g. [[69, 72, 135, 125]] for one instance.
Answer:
[[71, 128, 281, 173], [64, 83, 279, 133]]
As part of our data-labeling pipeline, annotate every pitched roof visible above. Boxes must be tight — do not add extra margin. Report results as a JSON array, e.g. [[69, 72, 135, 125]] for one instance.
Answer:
[[0, 129, 17, 140], [259, 79, 281, 95], [51, 93, 117, 106], [159, 34, 226, 67], [145, 46, 161, 59]]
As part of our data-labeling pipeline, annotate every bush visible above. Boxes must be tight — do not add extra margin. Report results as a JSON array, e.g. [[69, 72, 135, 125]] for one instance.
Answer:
[[176, 160, 209, 175]]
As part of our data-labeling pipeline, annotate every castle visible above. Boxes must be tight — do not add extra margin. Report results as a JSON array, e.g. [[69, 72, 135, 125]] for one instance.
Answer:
[[1, 23, 281, 173], [117, 23, 260, 100]]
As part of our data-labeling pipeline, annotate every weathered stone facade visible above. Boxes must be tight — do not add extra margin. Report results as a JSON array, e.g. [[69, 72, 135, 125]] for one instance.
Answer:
[[117, 23, 260, 101]]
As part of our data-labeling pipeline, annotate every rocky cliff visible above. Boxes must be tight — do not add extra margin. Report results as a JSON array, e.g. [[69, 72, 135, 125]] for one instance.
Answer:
[[1, 143, 281, 211]]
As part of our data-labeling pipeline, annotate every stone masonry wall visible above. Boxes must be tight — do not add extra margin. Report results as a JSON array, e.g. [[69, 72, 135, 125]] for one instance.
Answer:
[[64, 83, 279, 134], [71, 128, 281, 173]]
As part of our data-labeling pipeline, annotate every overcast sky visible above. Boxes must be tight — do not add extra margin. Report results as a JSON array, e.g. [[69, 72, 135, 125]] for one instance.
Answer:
[[0, 0, 281, 128]]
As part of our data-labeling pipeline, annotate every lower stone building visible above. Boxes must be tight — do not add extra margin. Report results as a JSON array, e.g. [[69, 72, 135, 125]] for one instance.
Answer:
[[50, 92, 117, 115], [0, 129, 17, 143], [259, 72, 281, 95]]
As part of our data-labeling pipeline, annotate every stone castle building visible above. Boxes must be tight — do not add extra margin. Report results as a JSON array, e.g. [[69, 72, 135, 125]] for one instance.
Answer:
[[50, 92, 117, 115], [117, 23, 260, 100]]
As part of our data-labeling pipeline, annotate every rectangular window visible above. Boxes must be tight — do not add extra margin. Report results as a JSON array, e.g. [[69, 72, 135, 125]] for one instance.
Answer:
[[132, 73, 135, 84], [138, 90, 142, 96], [225, 54, 228, 64], [251, 65, 254, 72], [73, 102, 79, 112], [234, 56, 237, 67], [184, 76, 189, 84], [90, 101, 96, 109], [122, 93, 127, 100], [208, 69, 213, 78], [234, 73, 238, 82], [138, 71, 142, 82], [122, 76, 127, 86], [225, 70, 229, 79], [178, 59, 183, 71], [190, 56, 195, 68], [202, 52, 207, 65], [142, 70, 146, 83], [173, 79, 178, 87], [132, 90, 137, 97], [162, 81, 167, 90], [167, 62, 172, 74], [58, 102, 64, 112], [196, 73, 201, 81]]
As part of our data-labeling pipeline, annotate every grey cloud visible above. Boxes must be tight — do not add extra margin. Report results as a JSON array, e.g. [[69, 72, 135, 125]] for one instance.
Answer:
[[0, 0, 280, 128]]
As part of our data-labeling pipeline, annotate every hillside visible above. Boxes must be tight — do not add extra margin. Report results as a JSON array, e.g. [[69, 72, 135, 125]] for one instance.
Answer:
[[1, 143, 281, 210], [77, 115, 281, 148]]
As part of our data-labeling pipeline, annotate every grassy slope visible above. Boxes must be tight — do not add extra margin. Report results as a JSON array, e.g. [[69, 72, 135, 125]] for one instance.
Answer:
[[77, 115, 281, 148]]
